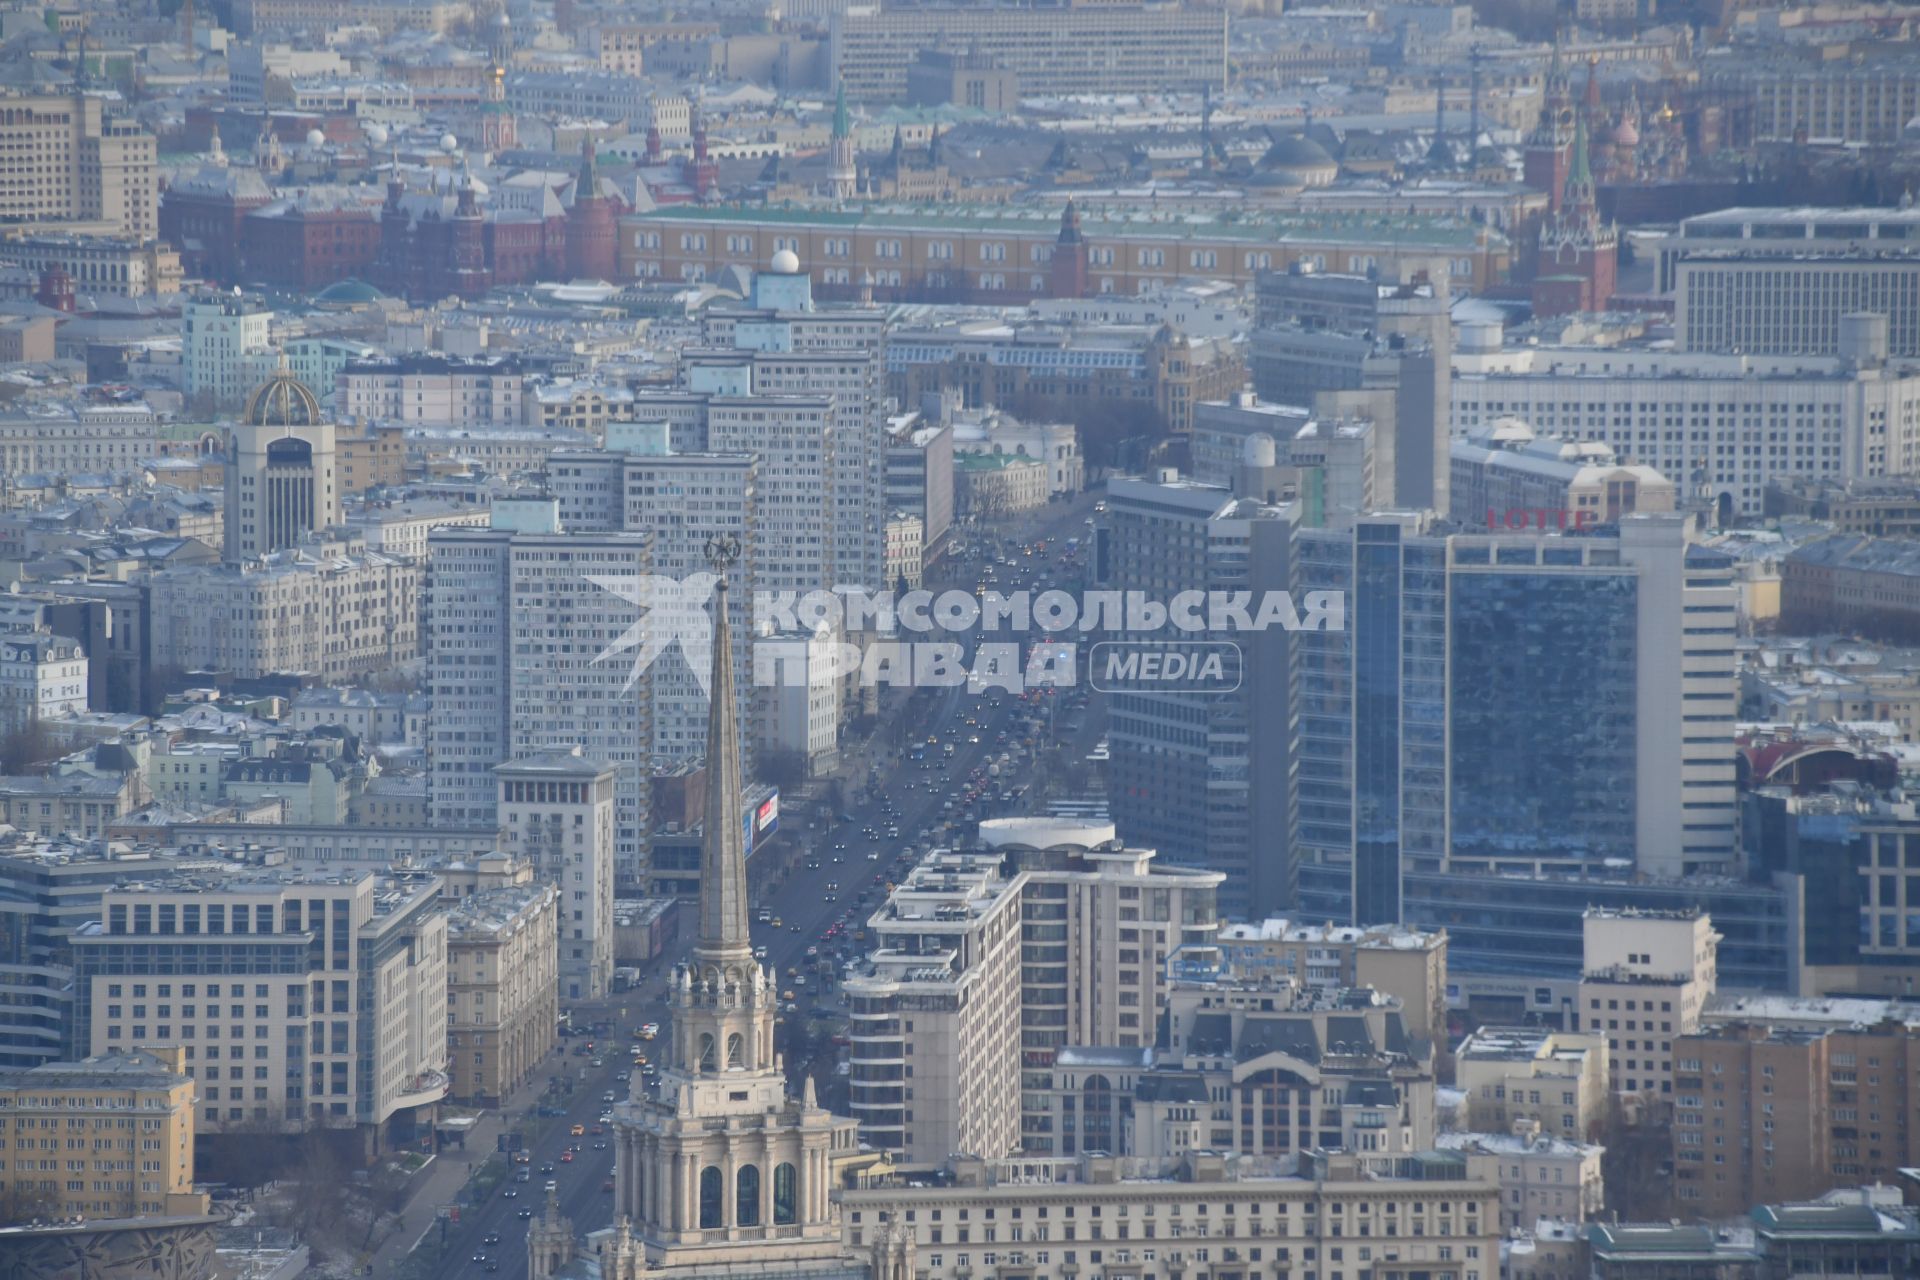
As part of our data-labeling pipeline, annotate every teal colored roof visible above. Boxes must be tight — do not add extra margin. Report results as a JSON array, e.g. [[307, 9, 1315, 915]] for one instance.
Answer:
[[956, 451, 1045, 471], [314, 278, 386, 304], [626, 202, 1502, 250]]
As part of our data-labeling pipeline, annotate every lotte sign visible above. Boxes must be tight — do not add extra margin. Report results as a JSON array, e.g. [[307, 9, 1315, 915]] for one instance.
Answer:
[[1487, 507, 1597, 532]]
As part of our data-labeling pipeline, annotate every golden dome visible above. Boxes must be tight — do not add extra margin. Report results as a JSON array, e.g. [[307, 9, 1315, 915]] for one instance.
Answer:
[[242, 369, 322, 429]]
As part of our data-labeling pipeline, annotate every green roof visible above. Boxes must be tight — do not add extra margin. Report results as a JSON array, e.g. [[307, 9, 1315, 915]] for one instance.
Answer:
[[955, 451, 1045, 471], [626, 201, 1502, 250]]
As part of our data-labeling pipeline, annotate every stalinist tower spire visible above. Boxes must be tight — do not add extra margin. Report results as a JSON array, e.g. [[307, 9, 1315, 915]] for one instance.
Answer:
[[695, 535, 752, 968], [616, 543, 859, 1272]]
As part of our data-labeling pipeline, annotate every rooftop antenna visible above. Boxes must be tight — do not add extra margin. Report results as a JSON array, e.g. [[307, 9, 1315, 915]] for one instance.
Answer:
[[1469, 44, 1483, 167]]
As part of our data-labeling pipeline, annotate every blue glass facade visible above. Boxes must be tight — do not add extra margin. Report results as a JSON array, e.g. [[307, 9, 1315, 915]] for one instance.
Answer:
[[1352, 526, 1404, 926], [1447, 571, 1639, 865]]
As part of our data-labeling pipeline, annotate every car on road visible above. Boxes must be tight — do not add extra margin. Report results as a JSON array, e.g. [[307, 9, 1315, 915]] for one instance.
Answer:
[[590, 1123, 605, 1135], [602, 1091, 618, 1103], [589, 1057, 605, 1068], [560, 1152, 575, 1163], [472, 1254, 489, 1264], [592, 1140, 608, 1150], [639, 1023, 659, 1039], [483, 1233, 502, 1245], [602, 1178, 615, 1192], [539, 1163, 556, 1175], [502, 1188, 519, 1198], [570, 1124, 585, 1135], [484, 1264, 500, 1273], [517, 1208, 534, 1220], [513, 1152, 532, 1164]]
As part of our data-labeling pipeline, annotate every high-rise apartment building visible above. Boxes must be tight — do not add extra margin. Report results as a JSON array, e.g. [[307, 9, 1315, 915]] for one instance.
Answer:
[[68, 870, 449, 1153], [426, 499, 652, 886], [1096, 471, 1300, 917], [1296, 513, 1739, 927], [1673, 1013, 1920, 1216], [496, 753, 616, 1002], [0, 847, 228, 1070], [844, 850, 1025, 1166], [978, 818, 1223, 1159], [0, 92, 158, 240], [688, 262, 888, 595], [547, 425, 756, 765], [0, 1048, 207, 1221], [445, 881, 559, 1106], [846, 820, 1224, 1165], [1573, 908, 1717, 1101], [225, 370, 340, 562]]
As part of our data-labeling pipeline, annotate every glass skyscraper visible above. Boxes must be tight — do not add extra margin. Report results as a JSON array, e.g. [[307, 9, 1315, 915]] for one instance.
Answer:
[[1297, 512, 1735, 927]]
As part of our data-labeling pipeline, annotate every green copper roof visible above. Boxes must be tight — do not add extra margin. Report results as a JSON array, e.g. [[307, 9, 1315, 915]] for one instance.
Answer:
[[1567, 110, 1592, 192], [832, 84, 850, 140], [624, 202, 1502, 250]]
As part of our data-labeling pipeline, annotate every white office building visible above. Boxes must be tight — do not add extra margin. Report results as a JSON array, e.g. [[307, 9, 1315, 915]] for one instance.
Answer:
[[1451, 323, 1920, 517], [1658, 207, 1920, 357], [496, 751, 618, 1001], [0, 631, 87, 730], [183, 293, 275, 412]]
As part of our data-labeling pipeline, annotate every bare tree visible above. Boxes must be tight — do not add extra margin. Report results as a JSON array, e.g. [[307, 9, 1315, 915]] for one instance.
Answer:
[[0, 1181, 59, 1226], [0, 721, 59, 775]]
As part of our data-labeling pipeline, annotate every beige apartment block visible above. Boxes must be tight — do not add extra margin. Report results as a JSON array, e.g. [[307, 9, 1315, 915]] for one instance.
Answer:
[[1210, 918, 1448, 1047], [447, 883, 559, 1107], [841, 1151, 1501, 1280], [0, 93, 157, 240], [1574, 908, 1718, 1101], [1455, 1026, 1609, 1142], [0, 1047, 208, 1220], [69, 871, 448, 1151], [1673, 1016, 1920, 1218]]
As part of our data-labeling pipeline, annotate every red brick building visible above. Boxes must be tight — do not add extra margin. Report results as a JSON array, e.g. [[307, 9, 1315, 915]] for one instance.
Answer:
[[241, 198, 383, 290], [158, 165, 273, 283]]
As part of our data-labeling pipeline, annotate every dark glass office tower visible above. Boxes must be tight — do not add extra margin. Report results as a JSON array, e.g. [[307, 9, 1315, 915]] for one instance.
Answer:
[[1298, 513, 1735, 927]]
